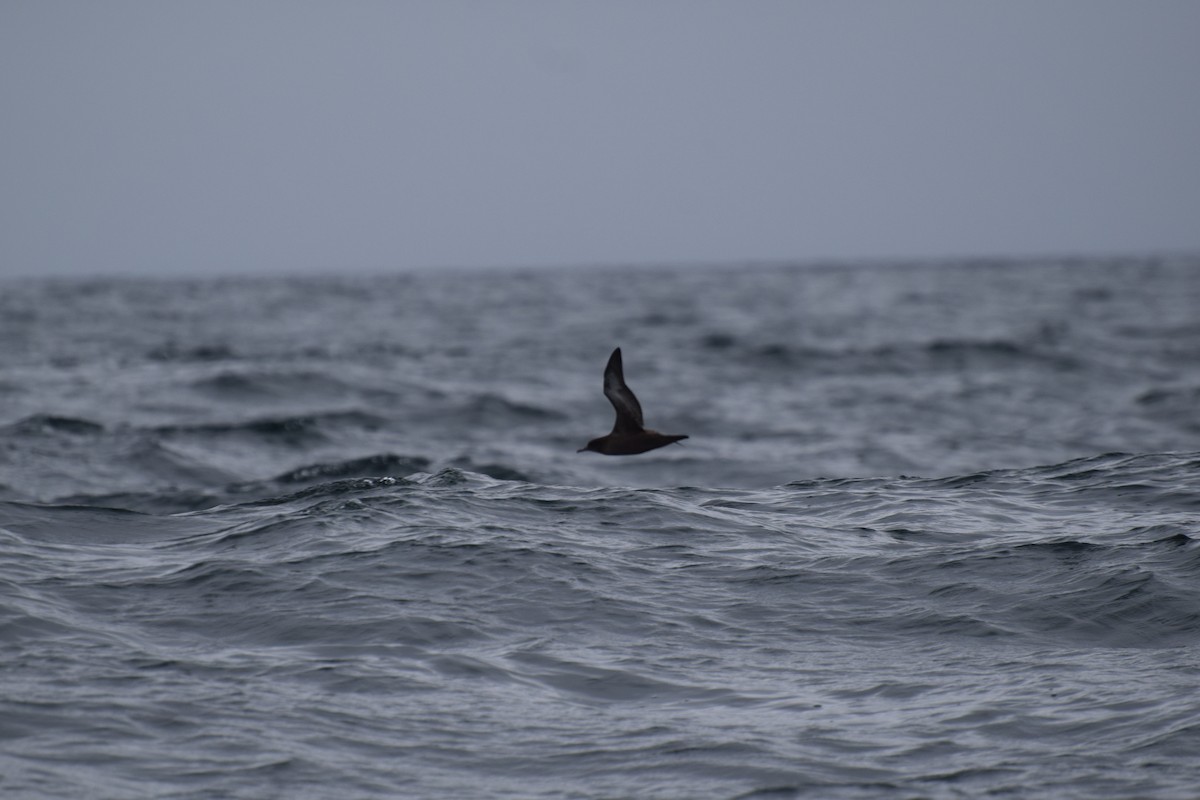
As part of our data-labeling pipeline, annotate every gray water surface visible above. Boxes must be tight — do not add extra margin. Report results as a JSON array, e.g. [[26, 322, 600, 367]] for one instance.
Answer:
[[2, 258, 1199, 798]]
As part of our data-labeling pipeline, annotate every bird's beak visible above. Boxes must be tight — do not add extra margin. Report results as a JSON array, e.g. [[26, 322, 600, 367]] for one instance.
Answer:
[[576, 447, 588, 453]]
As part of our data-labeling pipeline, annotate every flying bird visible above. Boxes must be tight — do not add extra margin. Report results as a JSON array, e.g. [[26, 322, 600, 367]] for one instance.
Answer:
[[578, 348, 688, 455]]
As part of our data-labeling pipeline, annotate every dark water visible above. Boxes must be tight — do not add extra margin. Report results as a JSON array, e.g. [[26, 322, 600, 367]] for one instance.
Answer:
[[2, 258, 1199, 798]]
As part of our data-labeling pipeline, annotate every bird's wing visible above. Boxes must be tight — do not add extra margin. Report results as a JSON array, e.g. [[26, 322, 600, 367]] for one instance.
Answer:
[[603, 347, 644, 434]]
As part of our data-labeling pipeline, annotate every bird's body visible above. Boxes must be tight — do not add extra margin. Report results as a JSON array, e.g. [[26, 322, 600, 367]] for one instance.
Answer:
[[578, 348, 688, 456]]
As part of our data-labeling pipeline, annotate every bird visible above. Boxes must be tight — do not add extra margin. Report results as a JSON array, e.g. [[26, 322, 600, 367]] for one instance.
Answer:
[[578, 347, 688, 455]]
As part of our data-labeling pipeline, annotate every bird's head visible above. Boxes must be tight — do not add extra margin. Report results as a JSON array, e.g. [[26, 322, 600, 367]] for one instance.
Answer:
[[577, 438, 603, 454]]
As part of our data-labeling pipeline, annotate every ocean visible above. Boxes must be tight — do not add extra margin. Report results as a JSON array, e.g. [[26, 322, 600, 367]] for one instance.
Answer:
[[2, 257, 1199, 798]]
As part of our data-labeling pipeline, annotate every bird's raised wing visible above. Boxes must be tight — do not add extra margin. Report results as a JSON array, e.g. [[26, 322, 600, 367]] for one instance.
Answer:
[[603, 347, 644, 434]]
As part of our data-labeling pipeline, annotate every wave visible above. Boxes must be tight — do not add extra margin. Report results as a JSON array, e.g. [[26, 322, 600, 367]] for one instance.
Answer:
[[270, 453, 431, 485], [1, 414, 106, 437], [5, 453, 1198, 649], [1138, 385, 1200, 406], [154, 410, 386, 443], [145, 342, 237, 362], [47, 453, 434, 514], [189, 370, 358, 401], [702, 335, 1080, 374], [0, 499, 209, 544], [446, 458, 535, 483], [450, 392, 568, 424]]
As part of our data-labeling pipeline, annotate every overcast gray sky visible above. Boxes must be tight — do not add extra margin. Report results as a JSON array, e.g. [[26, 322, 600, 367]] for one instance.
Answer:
[[2, 2, 1198, 278]]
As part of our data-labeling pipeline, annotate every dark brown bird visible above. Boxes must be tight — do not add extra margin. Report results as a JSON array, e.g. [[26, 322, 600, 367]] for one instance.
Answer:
[[578, 347, 688, 455]]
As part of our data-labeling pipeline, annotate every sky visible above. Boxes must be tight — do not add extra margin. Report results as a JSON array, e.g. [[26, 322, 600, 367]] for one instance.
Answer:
[[2, 1, 1199, 278]]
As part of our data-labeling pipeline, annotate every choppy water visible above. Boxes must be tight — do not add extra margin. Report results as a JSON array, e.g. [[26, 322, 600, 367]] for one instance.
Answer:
[[2, 257, 1200, 798]]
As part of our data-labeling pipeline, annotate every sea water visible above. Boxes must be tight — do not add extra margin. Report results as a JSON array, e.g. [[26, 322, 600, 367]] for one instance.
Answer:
[[2, 257, 1199, 798]]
